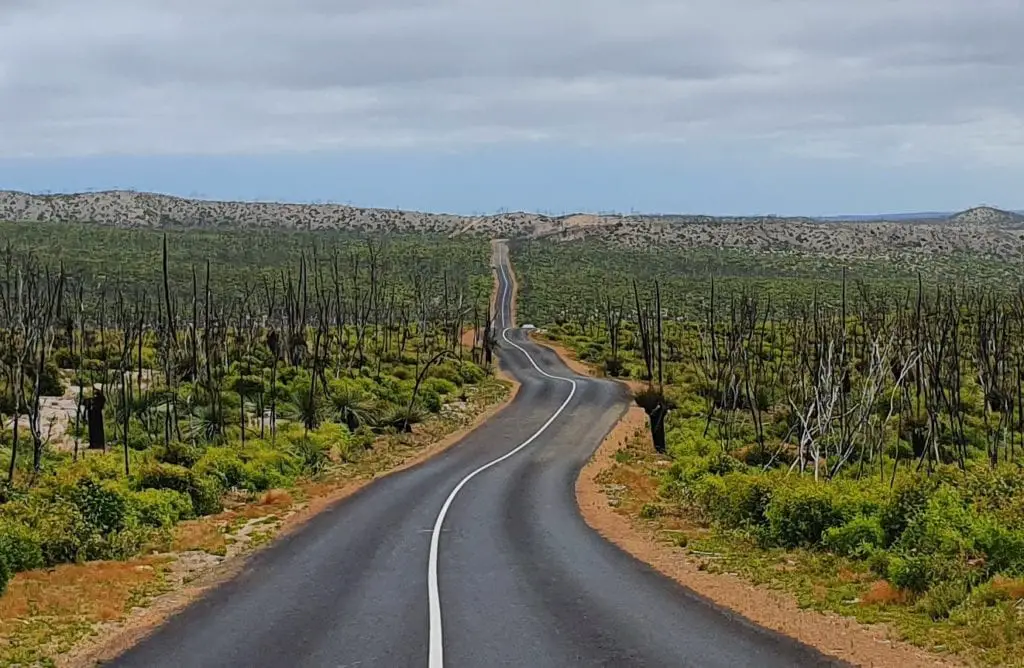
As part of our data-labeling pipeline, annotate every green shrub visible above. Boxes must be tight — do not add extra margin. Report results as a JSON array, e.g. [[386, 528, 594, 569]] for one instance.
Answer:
[[700, 473, 774, 528], [896, 486, 974, 558], [971, 519, 1024, 575], [289, 437, 331, 476], [33, 500, 95, 565], [0, 520, 44, 572], [136, 463, 223, 516], [125, 421, 152, 451], [128, 488, 194, 528], [352, 426, 376, 451], [690, 475, 727, 523], [75, 526, 149, 562], [766, 483, 847, 548], [428, 362, 465, 387], [156, 441, 202, 467], [195, 448, 247, 490], [423, 377, 458, 397], [36, 360, 65, 397], [706, 452, 742, 477], [866, 548, 891, 577], [888, 554, 934, 593], [240, 450, 298, 492], [917, 579, 970, 620], [458, 363, 486, 385], [69, 478, 129, 535], [418, 388, 443, 413], [822, 516, 885, 558], [880, 478, 934, 547]]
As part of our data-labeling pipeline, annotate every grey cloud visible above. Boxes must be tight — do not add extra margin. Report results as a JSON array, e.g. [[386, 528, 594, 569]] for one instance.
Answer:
[[1, 0, 1023, 162]]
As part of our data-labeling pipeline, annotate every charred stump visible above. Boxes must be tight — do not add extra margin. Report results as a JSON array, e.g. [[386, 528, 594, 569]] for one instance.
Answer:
[[85, 389, 106, 450]]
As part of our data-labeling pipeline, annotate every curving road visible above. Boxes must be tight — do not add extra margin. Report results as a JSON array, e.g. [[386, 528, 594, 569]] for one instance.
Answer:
[[111, 242, 841, 668]]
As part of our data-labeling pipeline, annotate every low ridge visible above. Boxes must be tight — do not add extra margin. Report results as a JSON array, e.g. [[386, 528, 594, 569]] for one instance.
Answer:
[[3, 189, 1024, 260]]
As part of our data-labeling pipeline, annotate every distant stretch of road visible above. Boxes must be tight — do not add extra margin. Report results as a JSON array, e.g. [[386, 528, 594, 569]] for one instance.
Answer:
[[111, 241, 842, 667]]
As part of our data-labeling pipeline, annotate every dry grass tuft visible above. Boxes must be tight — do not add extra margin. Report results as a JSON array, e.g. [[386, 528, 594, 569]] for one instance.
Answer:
[[171, 520, 228, 556], [860, 580, 909, 606], [991, 576, 1024, 600], [259, 489, 294, 507], [0, 557, 171, 624]]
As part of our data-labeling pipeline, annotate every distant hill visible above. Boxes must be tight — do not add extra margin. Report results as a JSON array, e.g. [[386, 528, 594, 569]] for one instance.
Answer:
[[817, 208, 1024, 223], [3, 190, 1024, 261], [948, 206, 1024, 226]]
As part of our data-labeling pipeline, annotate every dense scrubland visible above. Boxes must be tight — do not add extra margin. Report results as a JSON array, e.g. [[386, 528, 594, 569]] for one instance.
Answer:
[[514, 239, 1024, 664], [0, 221, 501, 601]]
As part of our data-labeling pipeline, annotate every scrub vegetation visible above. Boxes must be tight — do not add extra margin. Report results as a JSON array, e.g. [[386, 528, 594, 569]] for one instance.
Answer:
[[0, 221, 506, 662], [514, 238, 1024, 665]]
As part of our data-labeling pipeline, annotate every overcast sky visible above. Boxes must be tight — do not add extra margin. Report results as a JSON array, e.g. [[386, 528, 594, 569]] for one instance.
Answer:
[[1, 0, 1022, 215]]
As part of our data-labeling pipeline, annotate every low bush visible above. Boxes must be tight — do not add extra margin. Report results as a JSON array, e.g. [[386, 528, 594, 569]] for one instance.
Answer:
[[428, 362, 464, 387], [69, 478, 129, 535], [0, 519, 44, 572], [894, 486, 974, 558], [289, 437, 331, 476], [194, 448, 247, 490], [972, 519, 1024, 576], [241, 451, 295, 492], [887, 554, 935, 594], [422, 377, 458, 397], [135, 463, 223, 516], [917, 579, 970, 620], [822, 515, 885, 559], [32, 499, 96, 565], [765, 481, 852, 548], [128, 488, 194, 528], [418, 388, 443, 413], [880, 477, 935, 547], [698, 472, 774, 529], [156, 441, 203, 468]]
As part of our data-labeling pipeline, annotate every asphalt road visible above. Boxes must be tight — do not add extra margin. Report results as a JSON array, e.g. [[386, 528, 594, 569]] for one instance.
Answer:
[[111, 242, 842, 668]]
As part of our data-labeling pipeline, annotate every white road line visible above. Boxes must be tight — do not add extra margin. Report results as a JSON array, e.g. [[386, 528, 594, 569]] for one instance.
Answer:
[[426, 246, 577, 668]]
